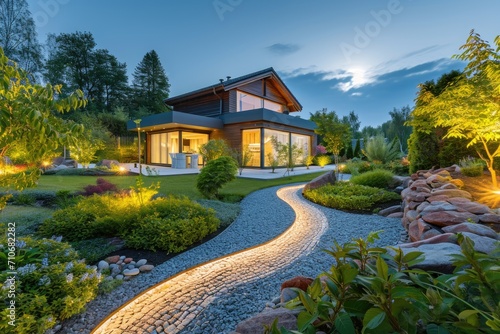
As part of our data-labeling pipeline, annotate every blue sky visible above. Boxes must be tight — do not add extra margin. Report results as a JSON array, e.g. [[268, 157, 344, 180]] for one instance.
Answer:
[[30, 0, 499, 128]]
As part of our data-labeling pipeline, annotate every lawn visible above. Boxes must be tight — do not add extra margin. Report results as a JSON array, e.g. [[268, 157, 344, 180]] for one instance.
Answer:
[[36, 172, 326, 199]]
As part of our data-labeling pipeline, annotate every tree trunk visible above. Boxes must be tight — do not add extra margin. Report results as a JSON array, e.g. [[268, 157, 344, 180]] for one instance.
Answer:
[[488, 165, 498, 189]]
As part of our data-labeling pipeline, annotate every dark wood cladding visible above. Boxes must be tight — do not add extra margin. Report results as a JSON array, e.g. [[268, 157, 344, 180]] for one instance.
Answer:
[[265, 80, 287, 104], [170, 91, 229, 117], [237, 79, 286, 105]]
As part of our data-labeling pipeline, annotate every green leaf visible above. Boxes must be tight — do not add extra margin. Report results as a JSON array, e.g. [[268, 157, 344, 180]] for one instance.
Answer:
[[426, 323, 452, 334], [363, 308, 386, 330], [297, 290, 316, 314], [334, 312, 356, 334], [376, 253, 389, 281], [296, 311, 317, 332]]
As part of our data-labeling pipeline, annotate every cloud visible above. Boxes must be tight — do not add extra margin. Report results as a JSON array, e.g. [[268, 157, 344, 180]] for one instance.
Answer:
[[266, 43, 300, 56], [351, 92, 363, 96]]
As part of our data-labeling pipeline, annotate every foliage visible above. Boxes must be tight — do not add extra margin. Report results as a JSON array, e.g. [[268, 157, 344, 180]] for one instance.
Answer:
[[315, 155, 331, 168], [315, 145, 327, 155], [0, 0, 43, 77], [303, 182, 400, 212], [388, 106, 412, 153], [353, 138, 361, 158], [196, 199, 240, 229], [44, 31, 129, 111], [131, 50, 170, 114], [81, 178, 119, 196], [0, 48, 86, 198], [385, 158, 410, 176], [199, 139, 232, 163], [70, 238, 122, 264], [269, 233, 500, 334], [341, 111, 361, 139], [0, 205, 53, 236], [362, 134, 400, 164], [350, 169, 396, 189], [459, 157, 485, 177], [305, 155, 315, 169], [98, 279, 123, 295], [411, 31, 500, 187], [343, 159, 376, 175], [270, 136, 303, 170], [233, 145, 253, 175], [124, 196, 219, 252], [438, 136, 477, 168], [196, 156, 238, 199], [267, 152, 280, 173], [0, 237, 101, 333], [407, 129, 440, 173]]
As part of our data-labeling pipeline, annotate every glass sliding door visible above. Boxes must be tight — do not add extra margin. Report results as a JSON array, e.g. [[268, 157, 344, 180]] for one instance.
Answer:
[[291, 134, 310, 164], [242, 129, 261, 167]]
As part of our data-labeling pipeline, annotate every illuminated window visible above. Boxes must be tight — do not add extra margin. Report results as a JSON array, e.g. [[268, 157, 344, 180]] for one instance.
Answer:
[[242, 129, 261, 167], [237, 91, 284, 112]]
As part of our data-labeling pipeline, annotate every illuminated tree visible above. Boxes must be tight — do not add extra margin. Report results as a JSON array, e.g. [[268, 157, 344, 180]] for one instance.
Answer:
[[412, 31, 500, 188], [0, 48, 86, 196]]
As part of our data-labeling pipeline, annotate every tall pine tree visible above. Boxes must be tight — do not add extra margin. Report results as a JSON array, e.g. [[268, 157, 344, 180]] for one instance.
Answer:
[[132, 50, 170, 114]]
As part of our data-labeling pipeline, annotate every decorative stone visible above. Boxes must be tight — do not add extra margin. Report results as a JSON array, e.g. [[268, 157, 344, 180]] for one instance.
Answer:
[[302, 171, 336, 192], [235, 308, 298, 334], [442, 222, 499, 239], [281, 276, 313, 291], [399, 233, 458, 248], [421, 210, 479, 226], [136, 259, 148, 266], [115, 274, 124, 280], [415, 202, 430, 214], [429, 189, 472, 200], [97, 159, 120, 169], [387, 212, 404, 218], [446, 197, 471, 205], [405, 209, 419, 223], [399, 242, 462, 274], [426, 195, 450, 203], [449, 179, 465, 188], [127, 264, 135, 270], [456, 202, 492, 215], [124, 257, 133, 264], [120, 255, 126, 260], [378, 205, 402, 217], [123, 268, 140, 276], [111, 266, 121, 276], [478, 214, 500, 224], [280, 287, 299, 304], [98, 260, 109, 271], [426, 174, 450, 185], [116, 260, 123, 265], [105, 255, 120, 264], [419, 201, 458, 215], [460, 232, 500, 254], [139, 264, 155, 272], [409, 219, 441, 242]]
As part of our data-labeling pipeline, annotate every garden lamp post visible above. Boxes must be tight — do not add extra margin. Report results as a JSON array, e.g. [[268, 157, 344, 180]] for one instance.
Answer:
[[134, 119, 142, 174]]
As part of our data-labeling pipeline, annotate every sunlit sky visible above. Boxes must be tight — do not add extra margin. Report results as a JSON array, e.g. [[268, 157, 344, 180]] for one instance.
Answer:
[[30, 0, 499, 127]]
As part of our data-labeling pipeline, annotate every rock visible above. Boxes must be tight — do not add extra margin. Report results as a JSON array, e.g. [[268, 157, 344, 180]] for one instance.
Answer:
[[123, 268, 140, 276], [399, 233, 458, 248], [426, 174, 451, 185], [115, 274, 124, 280], [398, 242, 462, 274], [127, 264, 135, 270], [419, 201, 458, 215], [136, 259, 148, 267], [446, 197, 471, 205], [449, 179, 465, 188], [387, 212, 404, 218], [421, 210, 479, 227], [460, 232, 500, 254], [120, 255, 126, 260], [407, 201, 422, 210], [235, 308, 298, 334], [139, 264, 155, 272], [303, 171, 336, 192], [409, 180, 430, 191], [408, 219, 441, 242], [280, 287, 299, 304], [109, 263, 118, 270], [111, 266, 121, 276], [415, 202, 430, 214], [426, 195, 451, 203], [98, 260, 109, 271], [281, 276, 313, 291], [478, 214, 500, 224], [52, 156, 65, 166], [124, 257, 133, 264], [456, 202, 492, 215], [378, 205, 402, 216], [429, 189, 472, 200], [442, 222, 499, 239], [105, 255, 120, 264]]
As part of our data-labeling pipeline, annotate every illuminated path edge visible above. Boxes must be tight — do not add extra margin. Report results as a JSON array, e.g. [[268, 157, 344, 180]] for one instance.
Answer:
[[91, 184, 328, 334]]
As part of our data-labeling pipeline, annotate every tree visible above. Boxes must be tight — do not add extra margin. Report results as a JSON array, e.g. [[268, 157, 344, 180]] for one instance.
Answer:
[[196, 156, 238, 199], [270, 136, 303, 171], [412, 30, 500, 188], [0, 48, 86, 198], [342, 111, 361, 138], [310, 108, 351, 175], [132, 50, 170, 113], [0, 0, 43, 78], [44, 31, 129, 111], [388, 106, 412, 153]]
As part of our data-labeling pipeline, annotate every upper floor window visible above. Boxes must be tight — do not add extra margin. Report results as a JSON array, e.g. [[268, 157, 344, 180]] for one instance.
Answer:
[[237, 91, 283, 112]]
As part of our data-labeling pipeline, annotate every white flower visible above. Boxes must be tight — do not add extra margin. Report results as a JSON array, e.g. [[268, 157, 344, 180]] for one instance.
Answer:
[[66, 273, 73, 283]]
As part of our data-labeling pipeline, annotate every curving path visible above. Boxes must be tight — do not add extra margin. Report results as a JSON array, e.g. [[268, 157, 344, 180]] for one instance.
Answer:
[[92, 185, 329, 334]]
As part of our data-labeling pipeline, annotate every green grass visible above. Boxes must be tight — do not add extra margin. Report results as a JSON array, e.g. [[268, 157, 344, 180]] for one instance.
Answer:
[[36, 172, 325, 199], [0, 205, 54, 236]]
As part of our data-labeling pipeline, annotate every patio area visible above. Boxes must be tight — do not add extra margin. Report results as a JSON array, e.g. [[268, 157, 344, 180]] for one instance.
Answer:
[[122, 163, 338, 180]]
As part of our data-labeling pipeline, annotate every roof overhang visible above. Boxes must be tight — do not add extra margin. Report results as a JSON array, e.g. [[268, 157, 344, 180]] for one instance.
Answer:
[[127, 111, 224, 132], [220, 109, 316, 131]]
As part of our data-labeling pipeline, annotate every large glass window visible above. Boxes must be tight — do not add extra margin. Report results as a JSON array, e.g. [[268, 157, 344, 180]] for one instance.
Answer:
[[242, 129, 261, 167], [263, 129, 288, 167], [150, 131, 208, 165], [237, 91, 284, 112], [291, 134, 311, 164]]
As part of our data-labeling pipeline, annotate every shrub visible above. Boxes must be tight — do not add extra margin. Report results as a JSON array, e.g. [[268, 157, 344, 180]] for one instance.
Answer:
[[343, 159, 376, 175], [304, 155, 315, 169], [362, 135, 400, 164], [0, 237, 100, 334], [315, 155, 330, 168], [269, 233, 500, 334], [303, 182, 400, 212], [197, 156, 238, 199], [459, 157, 485, 177], [350, 169, 395, 189], [81, 178, 119, 196], [267, 153, 280, 173], [12, 193, 35, 205], [408, 130, 440, 173], [70, 238, 122, 264], [199, 139, 232, 163], [124, 196, 220, 252], [98, 279, 123, 295], [385, 158, 410, 175]]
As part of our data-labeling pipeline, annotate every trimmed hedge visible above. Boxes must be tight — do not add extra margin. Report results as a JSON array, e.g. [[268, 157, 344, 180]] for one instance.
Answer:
[[350, 169, 395, 189]]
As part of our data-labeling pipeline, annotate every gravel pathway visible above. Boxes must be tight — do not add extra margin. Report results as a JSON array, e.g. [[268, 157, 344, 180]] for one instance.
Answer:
[[58, 183, 404, 334]]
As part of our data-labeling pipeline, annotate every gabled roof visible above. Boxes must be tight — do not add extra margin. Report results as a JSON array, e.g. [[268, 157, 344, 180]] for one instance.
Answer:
[[165, 67, 302, 112]]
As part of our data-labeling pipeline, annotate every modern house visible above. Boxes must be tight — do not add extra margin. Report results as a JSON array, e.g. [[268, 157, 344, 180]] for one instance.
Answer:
[[127, 67, 317, 168]]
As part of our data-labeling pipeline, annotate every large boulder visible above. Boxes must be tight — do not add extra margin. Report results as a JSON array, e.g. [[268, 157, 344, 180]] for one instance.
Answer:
[[235, 308, 298, 334], [281, 276, 313, 292], [421, 210, 479, 226], [97, 159, 120, 169], [442, 222, 499, 239], [302, 171, 336, 192]]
